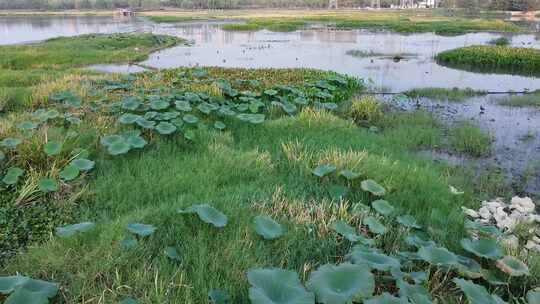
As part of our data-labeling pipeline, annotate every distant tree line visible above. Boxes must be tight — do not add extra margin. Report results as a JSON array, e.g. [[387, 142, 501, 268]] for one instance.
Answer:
[[0, 0, 538, 10]]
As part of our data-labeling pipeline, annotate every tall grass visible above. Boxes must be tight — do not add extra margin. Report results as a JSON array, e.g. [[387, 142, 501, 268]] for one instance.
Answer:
[[449, 121, 492, 157]]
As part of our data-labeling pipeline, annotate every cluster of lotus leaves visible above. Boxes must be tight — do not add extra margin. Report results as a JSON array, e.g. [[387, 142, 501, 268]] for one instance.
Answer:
[[0, 276, 59, 303]]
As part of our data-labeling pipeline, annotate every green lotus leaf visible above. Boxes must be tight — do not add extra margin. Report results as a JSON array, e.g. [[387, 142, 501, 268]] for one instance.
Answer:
[[144, 111, 159, 120], [71, 148, 90, 159], [331, 220, 360, 242], [59, 165, 80, 181], [363, 216, 386, 235], [214, 121, 226, 131], [121, 97, 141, 111], [43, 141, 62, 156], [197, 103, 215, 114], [312, 164, 336, 178], [405, 233, 436, 248], [396, 215, 422, 229], [120, 236, 138, 250], [107, 139, 131, 156], [351, 203, 371, 215], [164, 246, 181, 262], [527, 290, 540, 304], [496, 256, 529, 276], [66, 116, 82, 125], [17, 121, 38, 131], [364, 293, 407, 304], [5, 288, 49, 304], [184, 92, 202, 103], [461, 238, 503, 260], [264, 89, 278, 96], [38, 178, 58, 193], [183, 114, 199, 124], [253, 215, 283, 240], [456, 255, 483, 279], [327, 185, 348, 201], [175, 100, 192, 112], [179, 204, 228, 228], [119, 297, 138, 304], [2, 167, 24, 185], [0, 275, 58, 298], [209, 289, 230, 304], [371, 200, 394, 216], [307, 263, 374, 304], [70, 158, 95, 171], [118, 113, 141, 124], [56, 222, 95, 237], [126, 223, 156, 237], [64, 96, 82, 108], [417, 246, 459, 266], [248, 114, 265, 124], [125, 135, 147, 149], [339, 170, 361, 180], [361, 180, 386, 196], [347, 247, 400, 271], [247, 268, 315, 304], [281, 103, 297, 115], [464, 220, 502, 237], [1, 138, 22, 149], [150, 99, 170, 110], [100, 135, 124, 147], [135, 117, 156, 129], [320, 103, 338, 110], [453, 278, 506, 304], [397, 280, 432, 304], [155, 122, 177, 135]]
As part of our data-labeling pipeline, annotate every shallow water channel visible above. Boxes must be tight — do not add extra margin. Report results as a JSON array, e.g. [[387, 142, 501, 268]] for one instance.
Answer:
[[2, 15, 540, 195]]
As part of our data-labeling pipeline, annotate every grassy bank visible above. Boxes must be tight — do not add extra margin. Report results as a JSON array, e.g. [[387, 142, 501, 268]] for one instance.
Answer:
[[404, 87, 487, 101], [497, 92, 540, 107], [436, 45, 540, 76]]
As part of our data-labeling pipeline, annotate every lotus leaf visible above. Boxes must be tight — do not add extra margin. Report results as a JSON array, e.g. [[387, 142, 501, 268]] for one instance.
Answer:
[[126, 223, 156, 237], [456, 255, 483, 279], [327, 185, 348, 200], [119, 113, 141, 124], [214, 121, 226, 130], [253, 215, 283, 240], [71, 158, 94, 171], [120, 236, 138, 250], [363, 216, 386, 235], [320, 103, 338, 110], [164, 246, 181, 262], [339, 170, 360, 180], [66, 116, 82, 125], [247, 268, 315, 304], [43, 141, 62, 156], [5, 288, 49, 304], [405, 233, 436, 248], [107, 140, 131, 155], [1, 138, 22, 149], [351, 203, 371, 215], [397, 280, 432, 304], [461, 238, 503, 260], [121, 97, 141, 111], [527, 290, 540, 304], [348, 247, 400, 271], [396, 215, 421, 229], [156, 122, 177, 135], [198, 103, 215, 114], [100, 135, 124, 147], [307, 263, 374, 303], [2, 167, 24, 185], [264, 89, 278, 96], [179, 204, 228, 228], [183, 114, 199, 124], [184, 130, 195, 141], [58, 165, 79, 181], [56, 222, 95, 237], [372, 200, 394, 216], [119, 298, 138, 304], [150, 99, 170, 110], [184, 93, 201, 103], [417, 246, 459, 266], [496, 256, 529, 276], [331, 221, 360, 242], [361, 180, 386, 196], [364, 293, 408, 304], [175, 100, 192, 112], [312, 164, 336, 178], [481, 270, 508, 286], [144, 111, 159, 120], [0, 275, 58, 299], [464, 220, 502, 237], [17, 121, 38, 131], [209, 289, 230, 304], [453, 278, 506, 304], [64, 95, 82, 108], [135, 118, 156, 129], [125, 135, 147, 149], [192, 68, 208, 78], [38, 178, 58, 193]]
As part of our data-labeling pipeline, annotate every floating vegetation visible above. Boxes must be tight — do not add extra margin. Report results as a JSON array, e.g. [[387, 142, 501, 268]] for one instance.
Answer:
[[488, 37, 510, 46], [404, 87, 487, 101]]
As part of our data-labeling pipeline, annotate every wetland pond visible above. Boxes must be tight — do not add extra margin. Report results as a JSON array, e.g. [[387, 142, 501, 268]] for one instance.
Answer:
[[2, 15, 540, 195]]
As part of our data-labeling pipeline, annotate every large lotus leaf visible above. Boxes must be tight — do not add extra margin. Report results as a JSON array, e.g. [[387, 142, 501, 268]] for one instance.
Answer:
[[453, 278, 507, 304], [405, 233, 436, 248], [364, 293, 408, 304], [253, 215, 283, 240], [135, 117, 156, 129], [0, 275, 58, 298], [17, 121, 38, 131], [118, 113, 141, 124], [461, 238, 503, 260], [527, 290, 540, 304], [237, 113, 265, 124], [363, 216, 386, 235], [264, 89, 278, 96], [119, 297, 138, 304], [160, 111, 181, 120], [396, 215, 422, 229], [312, 164, 336, 178], [43, 141, 62, 156], [339, 170, 361, 180], [456, 255, 483, 279], [214, 121, 226, 131], [1, 138, 22, 149], [361, 180, 386, 196], [209, 289, 230, 304], [496, 256, 529, 276], [307, 263, 374, 304], [107, 139, 131, 155], [347, 247, 400, 271], [38, 178, 58, 193], [120, 236, 138, 250], [5, 288, 49, 304], [179, 204, 228, 228], [371, 200, 394, 216], [100, 135, 124, 147], [247, 268, 315, 304], [150, 99, 170, 110], [56, 222, 95, 237], [155, 122, 177, 135], [417, 246, 459, 266], [70, 158, 95, 171], [175, 100, 192, 112], [397, 280, 432, 304], [464, 220, 502, 237], [125, 135, 147, 149], [327, 185, 348, 201], [121, 97, 141, 111], [164, 246, 181, 262], [126, 223, 156, 237], [2, 167, 24, 185], [331, 220, 360, 242], [183, 114, 199, 124], [59, 165, 80, 181]]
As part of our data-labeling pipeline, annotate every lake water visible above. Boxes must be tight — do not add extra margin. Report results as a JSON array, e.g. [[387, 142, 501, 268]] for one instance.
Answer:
[[1, 15, 540, 92]]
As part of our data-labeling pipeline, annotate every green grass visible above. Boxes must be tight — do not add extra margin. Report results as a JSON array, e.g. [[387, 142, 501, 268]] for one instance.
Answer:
[[223, 20, 306, 32], [146, 16, 203, 23], [497, 92, 540, 107], [404, 87, 487, 101], [488, 36, 510, 46], [449, 121, 492, 157], [436, 45, 540, 76], [222, 23, 262, 31]]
